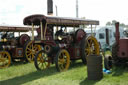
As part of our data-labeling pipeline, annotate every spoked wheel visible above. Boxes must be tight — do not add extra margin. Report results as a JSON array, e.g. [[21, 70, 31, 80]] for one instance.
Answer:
[[81, 36, 100, 64], [0, 51, 11, 68], [34, 50, 50, 71], [86, 36, 100, 56], [24, 40, 42, 62], [55, 49, 70, 72]]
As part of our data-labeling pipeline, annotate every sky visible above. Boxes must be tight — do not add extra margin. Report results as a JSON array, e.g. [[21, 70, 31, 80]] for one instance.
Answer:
[[0, 0, 128, 26]]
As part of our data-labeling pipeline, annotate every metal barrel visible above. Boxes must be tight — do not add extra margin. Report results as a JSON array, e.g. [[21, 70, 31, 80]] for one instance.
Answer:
[[87, 54, 103, 80]]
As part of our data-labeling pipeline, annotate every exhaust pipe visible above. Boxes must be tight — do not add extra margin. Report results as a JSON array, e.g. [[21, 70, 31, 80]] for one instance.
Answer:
[[115, 22, 120, 45], [47, 0, 53, 15]]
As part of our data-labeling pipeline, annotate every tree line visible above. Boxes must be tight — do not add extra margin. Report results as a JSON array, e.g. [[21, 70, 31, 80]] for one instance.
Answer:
[[106, 20, 126, 27]]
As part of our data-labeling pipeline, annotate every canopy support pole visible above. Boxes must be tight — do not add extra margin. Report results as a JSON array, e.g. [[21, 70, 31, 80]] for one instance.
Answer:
[[40, 22, 43, 40], [44, 23, 47, 40], [91, 25, 93, 36], [32, 23, 34, 40]]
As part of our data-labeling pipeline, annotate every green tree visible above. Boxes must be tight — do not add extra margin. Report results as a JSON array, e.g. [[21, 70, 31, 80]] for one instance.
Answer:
[[120, 23, 125, 27], [106, 22, 111, 25], [111, 20, 117, 25], [106, 20, 126, 27]]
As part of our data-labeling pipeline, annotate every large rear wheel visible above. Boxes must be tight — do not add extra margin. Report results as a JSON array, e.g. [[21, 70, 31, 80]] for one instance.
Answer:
[[86, 36, 100, 55], [24, 40, 42, 62], [34, 50, 50, 71], [81, 36, 100, 64], [55, 49, 70, 72], [0, 51, 11, 68]]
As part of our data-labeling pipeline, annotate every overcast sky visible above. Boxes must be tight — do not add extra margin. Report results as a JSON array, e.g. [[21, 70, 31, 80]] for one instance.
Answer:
[[0, 0, 128, 26]]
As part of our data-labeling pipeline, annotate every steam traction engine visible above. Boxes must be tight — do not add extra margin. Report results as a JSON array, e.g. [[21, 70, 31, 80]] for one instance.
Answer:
[[104, 22, 128, 70], [0, 26, 41, 68], [23, 14, 100, 72], [0, 26, 30, 68]]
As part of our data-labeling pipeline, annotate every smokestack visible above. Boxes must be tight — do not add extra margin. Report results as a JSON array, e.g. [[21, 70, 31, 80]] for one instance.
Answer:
[[105, 29, 109, 45], [47, 0, 53, 15], [115, 22, 120, 45]]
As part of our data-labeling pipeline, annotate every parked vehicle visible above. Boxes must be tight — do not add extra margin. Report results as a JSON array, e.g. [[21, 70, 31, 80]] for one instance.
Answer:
[[0, 25, 32, 68], [0, 25, 42, 68], [23, 14, 100, 72], [104, 22, 128, 70], [85, 26, 125, 49]]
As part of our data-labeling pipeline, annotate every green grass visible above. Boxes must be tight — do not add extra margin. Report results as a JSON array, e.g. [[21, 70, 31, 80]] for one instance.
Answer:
[[0, 61, 128, 85]]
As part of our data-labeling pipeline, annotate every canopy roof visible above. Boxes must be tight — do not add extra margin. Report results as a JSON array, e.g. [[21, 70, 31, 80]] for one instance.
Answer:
[[23, 14, 99, 27], [0, 25, 32, 32]]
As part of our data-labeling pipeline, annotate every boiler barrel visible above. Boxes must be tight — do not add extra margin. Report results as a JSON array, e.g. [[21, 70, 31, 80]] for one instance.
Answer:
[[87, 55, 103, 80]]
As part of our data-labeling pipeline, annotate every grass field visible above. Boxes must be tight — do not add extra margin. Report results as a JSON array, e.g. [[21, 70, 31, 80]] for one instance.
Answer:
[[0, 60, 128, 85]]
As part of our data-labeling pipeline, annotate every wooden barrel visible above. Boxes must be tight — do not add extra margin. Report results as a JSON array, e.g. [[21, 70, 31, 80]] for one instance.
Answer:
[[87, 54, 103, 80]]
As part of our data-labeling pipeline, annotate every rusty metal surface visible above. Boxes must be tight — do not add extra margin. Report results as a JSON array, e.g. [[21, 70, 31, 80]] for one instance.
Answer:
[[115, 22, 120, 45], [23, 14, 99, 26], [119, 39, 128, 58]]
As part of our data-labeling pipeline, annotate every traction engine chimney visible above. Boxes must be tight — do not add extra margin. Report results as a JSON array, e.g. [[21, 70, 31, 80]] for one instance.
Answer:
[[115, 22, 120, 45], [47, 0, 53, 15]]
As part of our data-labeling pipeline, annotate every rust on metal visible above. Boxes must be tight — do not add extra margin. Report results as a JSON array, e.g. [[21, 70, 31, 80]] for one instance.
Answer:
[[119, 39, 128, 58], [115, 22, 120, 45]]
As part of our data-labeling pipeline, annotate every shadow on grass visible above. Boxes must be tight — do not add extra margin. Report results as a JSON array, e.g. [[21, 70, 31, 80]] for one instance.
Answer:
[[112, 64, 128, 76], [11, 60, 28, 66], [0, 60, 86, 85], [70, 60, 85, 69], [0, 67, 57, 85], [80, 78, 101, 85], [72, 61, 102, 85]]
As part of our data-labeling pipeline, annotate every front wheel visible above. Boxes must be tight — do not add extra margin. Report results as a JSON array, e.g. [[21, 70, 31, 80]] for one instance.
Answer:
[[34, 50, 50, 71], [55, 49, 70, 72], [0, 51, 11, 68]]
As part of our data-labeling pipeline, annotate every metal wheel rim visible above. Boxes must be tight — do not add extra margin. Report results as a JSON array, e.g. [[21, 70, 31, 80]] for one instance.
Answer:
[[57, 49, 70, 72], [0, 51, 11, 68], [25, 41, 42, 62], [36, 51, 50, 70], [85, 36, 100, 56]]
